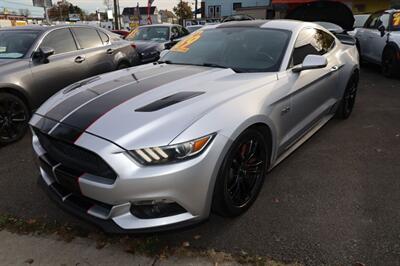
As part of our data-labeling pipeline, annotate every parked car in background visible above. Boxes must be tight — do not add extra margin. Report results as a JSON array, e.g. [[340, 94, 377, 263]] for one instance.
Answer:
[[31, 20, 359, 233], [221, 14, 254, 23], [187, 25, 204, 33], [111, 29, 130, 38], [0, 25, 139, 144], [352, 10, 400, 77], [125, 24, 190, 64], [354, 14, 371, 28]]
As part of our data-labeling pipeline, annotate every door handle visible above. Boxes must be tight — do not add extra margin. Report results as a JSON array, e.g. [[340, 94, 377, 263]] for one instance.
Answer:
[[74, 56, 86, 63], [330, 65, 339, 72], [106, 48, 114, 54]]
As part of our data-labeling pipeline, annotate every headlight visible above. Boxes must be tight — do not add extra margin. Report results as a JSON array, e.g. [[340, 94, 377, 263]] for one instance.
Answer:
[[129, 134, 214, 165]]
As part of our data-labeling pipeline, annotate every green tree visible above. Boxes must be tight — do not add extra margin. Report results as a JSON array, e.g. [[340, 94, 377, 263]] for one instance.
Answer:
[[173, 1, 193, 21]]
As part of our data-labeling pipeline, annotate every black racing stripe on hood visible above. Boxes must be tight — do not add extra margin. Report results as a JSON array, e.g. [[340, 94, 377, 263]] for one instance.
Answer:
[[37, 65, 182, 129], [33, 115, 59, 133], [135, 91, 205, 112], [50, 66, 209, 142]]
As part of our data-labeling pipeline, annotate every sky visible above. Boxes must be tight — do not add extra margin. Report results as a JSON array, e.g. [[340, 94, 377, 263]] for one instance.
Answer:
[[67, 0, 196, 13], [4, 0, 196, 13]]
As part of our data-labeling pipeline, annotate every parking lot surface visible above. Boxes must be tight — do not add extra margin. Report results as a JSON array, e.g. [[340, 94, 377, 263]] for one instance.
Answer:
[[0, 66, 399, 265]]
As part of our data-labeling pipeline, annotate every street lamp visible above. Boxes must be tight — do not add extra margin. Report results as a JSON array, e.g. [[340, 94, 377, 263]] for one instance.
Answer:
[[113, 0, 119, 29]]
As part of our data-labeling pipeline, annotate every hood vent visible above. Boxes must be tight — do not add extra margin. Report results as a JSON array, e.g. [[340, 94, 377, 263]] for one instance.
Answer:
[[135, 91, 205, 112]]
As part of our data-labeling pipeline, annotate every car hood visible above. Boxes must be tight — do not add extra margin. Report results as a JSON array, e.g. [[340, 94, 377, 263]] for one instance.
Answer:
[[286, 1, 355, 31], [32, 63, 277, 150], [134, 40, 165, 53]]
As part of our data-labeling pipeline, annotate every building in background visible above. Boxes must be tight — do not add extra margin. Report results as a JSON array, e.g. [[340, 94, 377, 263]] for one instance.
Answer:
[[122, 6, 161, 26], [32, 0, 52, 8], [0, 0, 44, 24], [271, 0, 392, 18], [201, 0, 271, 19], [159, 9, 177, 24]]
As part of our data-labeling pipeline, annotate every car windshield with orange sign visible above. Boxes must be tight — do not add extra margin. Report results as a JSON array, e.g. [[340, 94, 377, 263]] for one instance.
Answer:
[[160, 27, 291, 73], [393, 12, 400, 30], [126, 26, 170, 42]]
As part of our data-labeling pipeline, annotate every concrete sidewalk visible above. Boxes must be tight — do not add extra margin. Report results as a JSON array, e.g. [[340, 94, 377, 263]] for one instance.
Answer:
[[0, 230, 249, 265]]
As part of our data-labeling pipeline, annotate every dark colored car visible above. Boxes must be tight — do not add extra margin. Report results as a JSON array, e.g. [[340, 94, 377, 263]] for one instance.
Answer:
[[125, 24, 190, 64], [0, 25, 139, 144]]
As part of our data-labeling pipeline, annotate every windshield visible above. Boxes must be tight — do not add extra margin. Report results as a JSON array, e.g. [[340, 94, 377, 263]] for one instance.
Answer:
[[127, 26, 170, 42], [393, 12, 400, 31], [161, 28, 291, 73], [0, 31, 39, 59]]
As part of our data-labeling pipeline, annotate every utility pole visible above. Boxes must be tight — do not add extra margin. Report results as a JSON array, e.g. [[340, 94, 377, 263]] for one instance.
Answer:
[[113, 0, 119, 30], [194, 0, 197, 20]]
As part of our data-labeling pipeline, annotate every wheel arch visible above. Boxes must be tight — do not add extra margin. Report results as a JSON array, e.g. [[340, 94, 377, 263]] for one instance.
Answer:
[[226, 115, 278, 167], [0, 86, 31, 113], [382, 42, 400, 62]]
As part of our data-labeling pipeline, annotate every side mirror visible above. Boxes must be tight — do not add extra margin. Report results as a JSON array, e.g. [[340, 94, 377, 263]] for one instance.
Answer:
[[170, 32, 178, 41], [292, 55, 328, 73], [378, 24, 386, 37], [36, 47, 54, 63]]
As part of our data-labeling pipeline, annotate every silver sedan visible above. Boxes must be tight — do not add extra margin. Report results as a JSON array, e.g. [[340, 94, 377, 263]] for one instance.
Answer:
[[30, 20, 360, 232]]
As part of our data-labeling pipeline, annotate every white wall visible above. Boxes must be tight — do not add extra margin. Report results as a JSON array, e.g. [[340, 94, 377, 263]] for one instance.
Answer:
[[204, 0, 270, 17]]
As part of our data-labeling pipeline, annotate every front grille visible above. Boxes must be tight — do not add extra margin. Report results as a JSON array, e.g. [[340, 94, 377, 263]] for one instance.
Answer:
[[34, 128, 117, 181]]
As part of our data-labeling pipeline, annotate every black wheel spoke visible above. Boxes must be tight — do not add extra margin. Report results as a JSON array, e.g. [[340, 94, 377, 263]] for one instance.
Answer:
[[0, 95, 28, 143], [225, 133, 267, 207]]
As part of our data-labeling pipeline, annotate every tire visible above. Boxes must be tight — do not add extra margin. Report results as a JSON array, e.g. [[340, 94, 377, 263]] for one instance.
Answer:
[[0, 92, 30, 144], [212, 128, 269, 217], [335, 74, 358, 120], [117, 62, 130, 70], [382, 47, 399, 78]]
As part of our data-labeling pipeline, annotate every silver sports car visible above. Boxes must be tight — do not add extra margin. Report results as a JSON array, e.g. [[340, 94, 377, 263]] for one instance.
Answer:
[[30, 20, 359, 233]]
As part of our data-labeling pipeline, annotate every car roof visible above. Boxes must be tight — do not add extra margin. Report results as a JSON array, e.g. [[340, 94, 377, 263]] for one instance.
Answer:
[[139, 23, 180, 28], [209, 19, 314, 32], [0, 24, 106, 32]]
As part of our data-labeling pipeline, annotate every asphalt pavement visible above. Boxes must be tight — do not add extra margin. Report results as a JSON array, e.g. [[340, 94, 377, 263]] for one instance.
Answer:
[[0, 65, 399, 265]]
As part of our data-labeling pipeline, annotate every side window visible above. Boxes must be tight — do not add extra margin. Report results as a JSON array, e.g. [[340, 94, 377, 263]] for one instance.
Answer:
[[178, 26, 189, 37], [40, 28, 77, 55], [98, 30, 110, 44], [366, 13, 381, 29], [377, 13, 390, 29], [171, 27, 179, 38], [292, 28, 334, 66], [72, 27, 103, 49]]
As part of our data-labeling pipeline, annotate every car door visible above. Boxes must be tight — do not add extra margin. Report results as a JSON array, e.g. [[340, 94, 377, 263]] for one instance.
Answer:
[[71, 27, 115, 77], [358, 12, 382, 61], [30, 27, 89, 100], [368, 12, 391, 63], [280, 28, 339, 151]]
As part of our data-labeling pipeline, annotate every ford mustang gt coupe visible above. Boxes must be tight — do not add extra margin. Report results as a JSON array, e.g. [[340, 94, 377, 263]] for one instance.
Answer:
[[30, 20, 360, 233]]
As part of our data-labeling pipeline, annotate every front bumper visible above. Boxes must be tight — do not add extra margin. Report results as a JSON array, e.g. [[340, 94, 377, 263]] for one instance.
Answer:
[[32, 127, 229, 233]]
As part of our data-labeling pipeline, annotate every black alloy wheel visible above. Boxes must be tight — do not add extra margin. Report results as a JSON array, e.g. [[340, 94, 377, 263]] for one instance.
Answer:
[[0, 93, 29, 145], [213, 128, 269, 217], [382, 48, 399, 78], [336, 74, 358, 120], [117, 62, 130, 70]]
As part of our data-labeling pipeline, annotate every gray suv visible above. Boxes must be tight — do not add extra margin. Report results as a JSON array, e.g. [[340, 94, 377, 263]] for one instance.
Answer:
[[0, 25, 139, 144]]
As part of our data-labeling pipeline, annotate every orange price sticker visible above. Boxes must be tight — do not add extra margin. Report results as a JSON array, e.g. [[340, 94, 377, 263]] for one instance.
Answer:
[[393, 12, 400, 27], [127, 28, 139, 39], [171, 31, 203, 53]]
